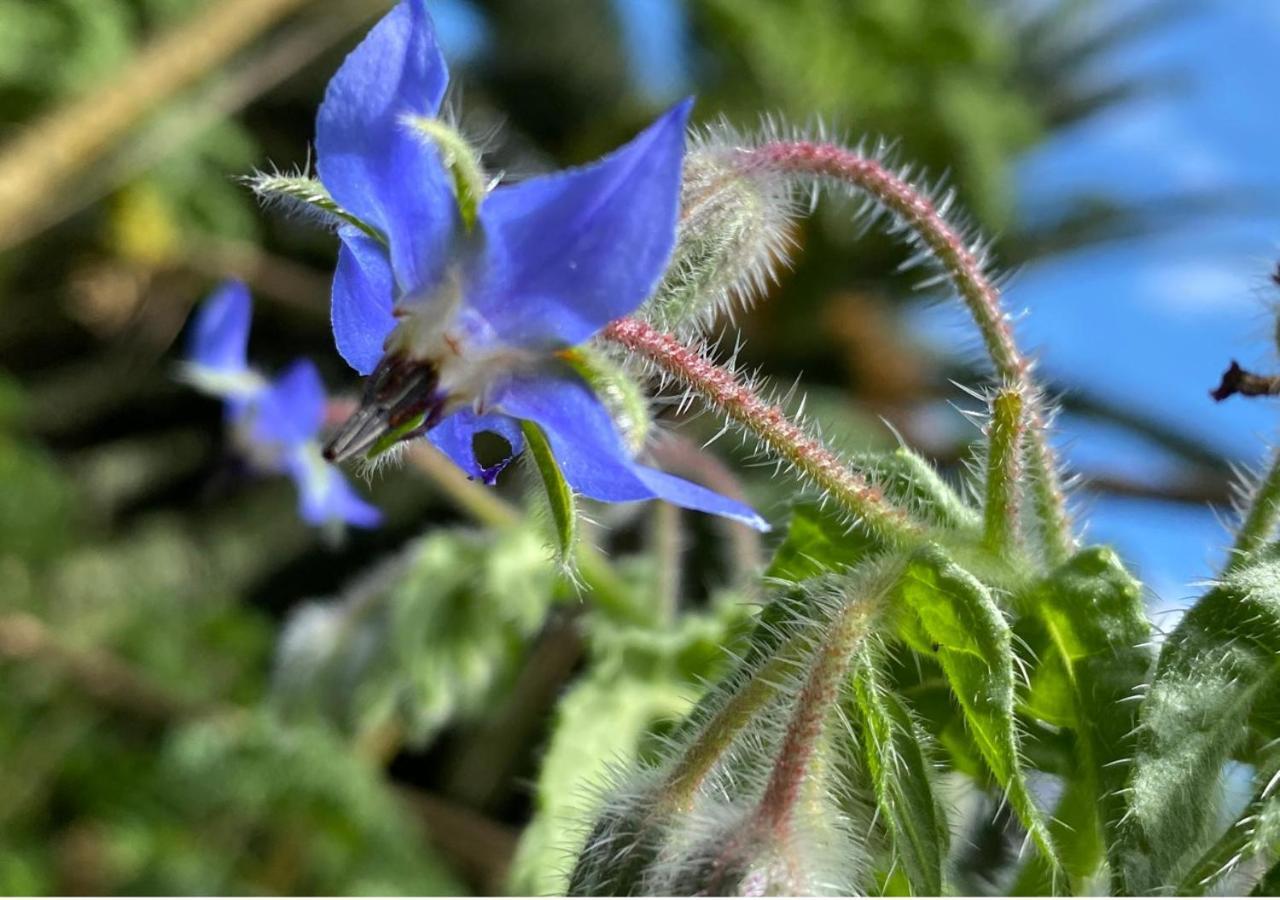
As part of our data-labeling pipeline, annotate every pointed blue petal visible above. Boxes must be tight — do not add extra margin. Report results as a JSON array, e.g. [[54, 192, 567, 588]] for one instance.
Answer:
[[188, 280, 252, 374], [251, 359, 327, 448], [333, 227, 396, 375], [285, 447, 383, 529], [316, 0, 458, 296], [429, 409, 525, 483], [468, 99, 692, 349], [493, 367, 769, 530]]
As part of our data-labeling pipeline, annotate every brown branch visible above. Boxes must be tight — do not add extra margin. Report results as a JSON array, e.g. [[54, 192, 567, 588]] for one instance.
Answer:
[[1211, 360, 1280, 402]]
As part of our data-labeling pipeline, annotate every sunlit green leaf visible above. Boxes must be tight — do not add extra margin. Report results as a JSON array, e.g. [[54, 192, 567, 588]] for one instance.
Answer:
[[1023, 547, 1151, 889], [765, 501, 882, 582], [895, 544, 1062, 885], [1121, 550, 1280, 893]]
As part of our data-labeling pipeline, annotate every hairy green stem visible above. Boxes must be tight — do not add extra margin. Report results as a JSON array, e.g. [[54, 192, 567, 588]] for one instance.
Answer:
[[983, 388, 1025, 556], [661, 648, 798, 812], [602, 317, 923, 545], [755, 592, 879, 835]]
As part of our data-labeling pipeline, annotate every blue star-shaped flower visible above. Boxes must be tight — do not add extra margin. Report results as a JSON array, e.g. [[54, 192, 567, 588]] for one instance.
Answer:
[[316, 0, 767, 531], [183, 281, 382, 530]]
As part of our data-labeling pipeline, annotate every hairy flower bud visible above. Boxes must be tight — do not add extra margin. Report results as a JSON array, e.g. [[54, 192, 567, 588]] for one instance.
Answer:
[[641, 123, 799, 334]]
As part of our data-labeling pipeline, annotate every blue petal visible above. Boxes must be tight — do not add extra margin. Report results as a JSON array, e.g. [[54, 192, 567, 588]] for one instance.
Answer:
[[188, 280, 252, 375], [251, 359, 327, 448], [316, 0, 459, 296], [429, 409, 525, 484], [285, 447, 383, 529], [468, 99, 692, 349], [493, 367, 769, 530], [332, 227, 396, 374]]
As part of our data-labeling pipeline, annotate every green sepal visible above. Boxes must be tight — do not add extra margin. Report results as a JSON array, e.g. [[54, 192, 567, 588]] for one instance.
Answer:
[[405, 116, 486, 231], [849, 640, 948, 896], [521, 420, 578, 572], [246, 173, 386, 244]]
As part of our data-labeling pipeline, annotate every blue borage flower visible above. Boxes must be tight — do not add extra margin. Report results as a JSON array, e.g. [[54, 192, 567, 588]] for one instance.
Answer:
[[182, 281, 382, 530], [316, 0, 768, 531]]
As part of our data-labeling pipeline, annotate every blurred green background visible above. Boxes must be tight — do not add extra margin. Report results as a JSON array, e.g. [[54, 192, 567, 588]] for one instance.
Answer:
[[0, 0, 1271, 893]]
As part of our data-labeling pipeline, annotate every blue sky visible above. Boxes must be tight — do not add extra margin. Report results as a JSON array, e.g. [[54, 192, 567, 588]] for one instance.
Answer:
[[432, 0, 1280, 607]]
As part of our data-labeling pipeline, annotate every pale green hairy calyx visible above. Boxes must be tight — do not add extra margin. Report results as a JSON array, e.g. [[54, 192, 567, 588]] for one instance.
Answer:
[[405, 116, 487, 231], [641, 130, 797, 334]]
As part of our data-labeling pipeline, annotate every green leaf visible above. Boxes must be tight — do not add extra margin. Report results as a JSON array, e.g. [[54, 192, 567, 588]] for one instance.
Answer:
[[1253, 857, 1280, 896], [521, 420, 579, 572], [850, 640, 948, 895], [765, 501, 882, 582], [512, 612, 737, 895], [1024, 547, 1151, 889], [1121, 551, 1280, 893], [894, 544, 1062, 885], [1178, 761, 1280, 894]]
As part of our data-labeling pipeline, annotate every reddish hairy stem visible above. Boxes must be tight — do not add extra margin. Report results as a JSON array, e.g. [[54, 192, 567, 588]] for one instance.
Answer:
[[603, 317, 921, 545], [742, 140, 1074, 564], [756, 598, 874, 835]]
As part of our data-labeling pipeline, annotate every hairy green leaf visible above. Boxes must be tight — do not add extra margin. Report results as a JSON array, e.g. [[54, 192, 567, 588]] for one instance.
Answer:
[[1121, 551, 1280, 893], [895, 545, 1062, 885], [765, 501, 882, 582], [1179, 761, 1280, 894], [1024, 547, 1151, 889], [850, 640, 948, 895]]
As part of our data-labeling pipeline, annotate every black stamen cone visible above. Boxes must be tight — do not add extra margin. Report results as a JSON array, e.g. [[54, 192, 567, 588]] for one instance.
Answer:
[[323, 355, 444, 463]]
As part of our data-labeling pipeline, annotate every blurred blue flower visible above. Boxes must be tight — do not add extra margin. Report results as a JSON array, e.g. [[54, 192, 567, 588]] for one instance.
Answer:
[[315, 0, 766, 531], [183, 281, 382, 530]]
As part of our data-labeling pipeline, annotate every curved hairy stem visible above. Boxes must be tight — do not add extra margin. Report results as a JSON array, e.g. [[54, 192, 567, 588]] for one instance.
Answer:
[[741, 140, 1073, 565], [603, 317, 924, 546]]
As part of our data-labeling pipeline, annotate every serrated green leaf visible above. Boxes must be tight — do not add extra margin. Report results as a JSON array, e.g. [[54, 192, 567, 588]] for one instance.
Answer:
[[765, 501, 883, 582], [1023, 547, 1151, 889], [895, 545, 1062, 886], [850, 640, 948, 896], [521, 420, 579, 571], [1121, 551, 1280, 893]]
